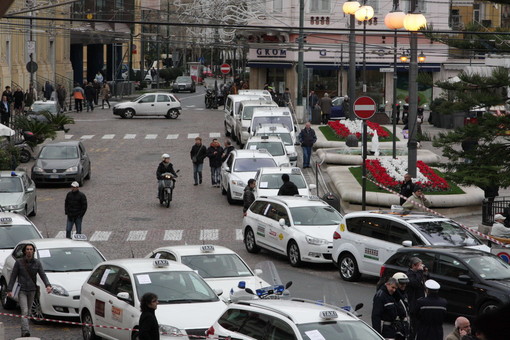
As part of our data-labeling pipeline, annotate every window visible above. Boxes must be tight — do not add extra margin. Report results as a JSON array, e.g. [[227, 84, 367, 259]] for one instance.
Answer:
[[218, 309, 250, 332], [250, 200, 269, 215], [347, 217, 390, 241], [389, 222, 423, 245], [139, 95, 155, 103], [151, 251, 176, 261], [436, 255, 469, 278], [157, 95, 170, 102], [95, 266, 121, 294], [269, 318, 296, 340], [226, 154, 234, 169], [310, 0, 330, 13], [0, 177, 22, 193], [238, 311, 271, 339], [273, 0, 282, 13], [112, 269, 133, 303]]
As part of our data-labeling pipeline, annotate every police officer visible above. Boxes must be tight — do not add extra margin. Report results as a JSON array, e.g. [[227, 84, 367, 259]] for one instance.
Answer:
[[414, 279, 447, 340], [393, 272, 411, 340], [372, 277, 399, 339], [406, 257, 428, 340]]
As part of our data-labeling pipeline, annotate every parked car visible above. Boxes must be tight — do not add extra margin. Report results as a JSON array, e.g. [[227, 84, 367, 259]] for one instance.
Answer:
[[331, 96, 346, 119], [243, 195, 343, 266], [253, 167, 315, 198], [224, 94, 268, 140], [31, 141, 91, 186], [235, 99, 278, 147], [255, 124, 299, 166], [0, 170, 37, 216], [113, 92, 181, 119], [332, 210, 490, 282], [26, 100, 59, 122], [172, 76, 196, 93], [380, 246, 510, 316], [244, 135, 290, 167]]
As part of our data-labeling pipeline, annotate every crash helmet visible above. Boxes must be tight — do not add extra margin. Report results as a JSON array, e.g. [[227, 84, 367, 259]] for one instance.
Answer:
[[392, 272, 409, 284], [161, 153, 170, 159]]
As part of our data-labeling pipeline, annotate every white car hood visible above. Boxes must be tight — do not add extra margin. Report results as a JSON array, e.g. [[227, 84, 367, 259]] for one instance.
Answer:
[[205, 276, 270, 297], [0, 250, 12, 271], [231, 172, 257, 186], [293, 224, 339, 242], [157, 300, 226, 329], [44, 271, 92, 294], [0, 193, 23, 207], [114, 101, 135, 109]]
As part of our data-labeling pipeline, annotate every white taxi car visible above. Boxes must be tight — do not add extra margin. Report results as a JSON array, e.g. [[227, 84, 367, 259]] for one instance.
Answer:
[[244, 135, 290, 167], [79, 258, 227, 340], [221, 149, 277, 204], [206, 298, 383, 340], [253, 167, 316, 199], [0, 237, 105, 320], [255, 124, 298, 166], [113, 92, 181, 119], [235, 99, 278, 147], [146, 245, 270, 301], [0, 213, 42, 273], [243, 196, 343, 266]]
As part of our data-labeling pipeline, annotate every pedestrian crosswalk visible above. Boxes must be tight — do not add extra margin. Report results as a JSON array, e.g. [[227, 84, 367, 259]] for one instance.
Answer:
[[64, 132, 223, 140], [55, 228, 244, 242]]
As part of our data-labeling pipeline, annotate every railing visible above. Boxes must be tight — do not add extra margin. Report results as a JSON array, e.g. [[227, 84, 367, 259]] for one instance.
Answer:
[[482, 196, 510, 225], [55, 73, 74, 111]]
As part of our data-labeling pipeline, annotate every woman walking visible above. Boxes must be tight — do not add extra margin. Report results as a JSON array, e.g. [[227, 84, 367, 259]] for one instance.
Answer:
[[138, 292, 159, 340], [100, 82, 111, 109]]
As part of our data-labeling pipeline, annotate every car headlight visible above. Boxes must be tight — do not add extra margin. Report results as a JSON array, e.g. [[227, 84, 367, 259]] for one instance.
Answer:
[[288, 152, 298, 158], [305, 235, 329, 245], [64, 166, 78, 173], [51, 284, 69, 297], [6, 204, 22, 210], [231, 179, 245, 187], [159, 324, 187, 337], [32, 167, 44, 173]]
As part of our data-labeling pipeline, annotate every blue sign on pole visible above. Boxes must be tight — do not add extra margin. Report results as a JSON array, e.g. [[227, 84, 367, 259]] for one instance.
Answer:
[[198, 57, 205, 64]]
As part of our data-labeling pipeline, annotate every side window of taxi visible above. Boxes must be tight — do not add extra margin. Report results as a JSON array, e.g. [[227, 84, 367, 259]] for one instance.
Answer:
[[218, 309, 271, 339], [150, 251, 176, 261], [87, 265, 120, 294], [268, 318, 297, 340], [112, 269, 134, 304], [250, 200, 268, 215]]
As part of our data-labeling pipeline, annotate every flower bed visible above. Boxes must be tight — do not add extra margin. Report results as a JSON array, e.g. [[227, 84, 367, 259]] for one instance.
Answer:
[[365, 158, 450, 192], [327, 120, 390, 141]]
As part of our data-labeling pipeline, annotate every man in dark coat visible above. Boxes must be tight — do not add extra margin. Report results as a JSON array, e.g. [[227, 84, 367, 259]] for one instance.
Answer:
[[406, 257, 428, 340], [190, 137, 207, 186], [278, 173, 299, 196], [43, 81, 54, 100], [13, 87, 24, 114], [2, 86, 13, 103], [399, 173, 415, 205], [298, 122, 317, 168], [319, 92, 333, 124], [243, 179, 256, 214], [139, 292, 159, 340], [56, 84, 67, 113], [414, 280, 447, 340], [222, 139, 235, 162], [84, 81, 96, 112], [65, 181, 87, 239], [308, 90, 319, 120], [372, 277, 399, 338], [0, 95, 11, 126], [207, 138, 223, 187]]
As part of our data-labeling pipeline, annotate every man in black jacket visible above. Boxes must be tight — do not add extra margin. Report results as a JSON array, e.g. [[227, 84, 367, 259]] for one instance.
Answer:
[[65, 181, 88, 238], [190, 137, 207, 185], [157, 154, 178, 198], [84, 81, 96, 112], [278, 174, 299, 196], [299, 122, 317, 168], [243, 179, 256, 214], [372, 277, 399, 338], [207, 138, 223, 187], [399, 173, 415, 205]]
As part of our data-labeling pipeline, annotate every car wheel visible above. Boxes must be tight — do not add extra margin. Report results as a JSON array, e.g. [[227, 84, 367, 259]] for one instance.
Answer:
[[225, 123, 231, 136], [82, 310, 99, 340], [78, 175, 84, 187], [244, 227, 260, 253], [1, 280, 16, 309], [124, 109, 135, 119], [19, 149, 31, 163], [287, 241, 302, 267], [29, 199, 37, 217], [479, 301, 500, 315], [31, 297, 44, 324], [226, 185, 234, 205], [85, 166, 91, 180], [339, 253, 361, 282], [167, 110, 179, 119]]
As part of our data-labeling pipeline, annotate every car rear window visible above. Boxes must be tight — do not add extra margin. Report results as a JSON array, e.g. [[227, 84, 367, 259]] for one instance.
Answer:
[[252, 116, 293, 133], [247, 142, 285, 156], [410, 220, 482, 246], [39, 146, 78, 159], [259, 174, 306, 189]]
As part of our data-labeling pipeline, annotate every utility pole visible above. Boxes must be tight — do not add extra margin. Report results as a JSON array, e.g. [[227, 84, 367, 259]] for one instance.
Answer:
[[296, 0, 304, 121]]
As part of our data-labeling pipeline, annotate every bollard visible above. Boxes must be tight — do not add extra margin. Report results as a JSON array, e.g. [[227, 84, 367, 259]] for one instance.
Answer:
[[0, 322, 3, 340]]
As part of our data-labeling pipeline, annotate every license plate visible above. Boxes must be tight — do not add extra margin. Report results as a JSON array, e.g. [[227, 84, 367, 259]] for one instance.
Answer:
[[49, 174, 59, 179]]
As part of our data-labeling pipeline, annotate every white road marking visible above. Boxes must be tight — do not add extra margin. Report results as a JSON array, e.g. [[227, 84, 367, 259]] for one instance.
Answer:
[[166, 134, 179, 139], [65, 135, 73, 139], [145, 134, 157, 139], [164, 230, 183, 241], [200, 229, 219, 240], [102, 134, 115, 139], [188, 133, 199, 139], [124, 134, 136, 139], [90, 231, 112, 241], [236, 229, 243, 241], [55, 231, 67, 238], [209, 132, 221, 138], [81, 135, 95, 139], [127, 230, 148, 241]]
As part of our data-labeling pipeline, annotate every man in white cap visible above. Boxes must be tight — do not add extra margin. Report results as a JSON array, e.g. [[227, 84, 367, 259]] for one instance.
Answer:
[[414, 279, 447, 340], [65, 181, 87, 238], [490, 214, 510, 238]]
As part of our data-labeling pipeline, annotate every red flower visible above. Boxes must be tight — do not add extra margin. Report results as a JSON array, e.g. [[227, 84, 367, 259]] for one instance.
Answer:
[[327, 121, 389, 139]]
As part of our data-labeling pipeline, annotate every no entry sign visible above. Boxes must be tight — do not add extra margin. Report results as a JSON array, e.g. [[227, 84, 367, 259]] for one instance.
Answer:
[[220, 63, 231, 74], [354, 96, 376, 120]]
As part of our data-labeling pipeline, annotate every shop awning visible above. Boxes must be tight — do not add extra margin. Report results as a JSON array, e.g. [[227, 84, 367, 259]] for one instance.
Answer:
[[247, 62, 293, 69]]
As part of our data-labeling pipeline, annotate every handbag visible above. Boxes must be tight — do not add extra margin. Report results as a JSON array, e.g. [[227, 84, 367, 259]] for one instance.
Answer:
[[192, 155, 198, 163]]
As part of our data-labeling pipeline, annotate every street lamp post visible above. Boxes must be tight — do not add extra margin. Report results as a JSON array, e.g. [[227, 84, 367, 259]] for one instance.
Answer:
[[384, 1, 405, 159], [343, 1, 360, 120]]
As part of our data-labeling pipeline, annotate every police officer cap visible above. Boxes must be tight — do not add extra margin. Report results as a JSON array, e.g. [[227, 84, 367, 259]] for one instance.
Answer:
[[392, 272, 409, 284], [425, 279, 440, 290]]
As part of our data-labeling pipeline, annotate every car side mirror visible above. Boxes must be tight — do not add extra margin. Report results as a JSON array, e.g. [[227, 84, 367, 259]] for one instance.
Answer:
[[254, 269, 263, 276], [26, 188, 34, 193], [224, 166, 231, 173], [402, 240, 413, 247], [117, 292, 132, 302], [279, 218, 286, 226]]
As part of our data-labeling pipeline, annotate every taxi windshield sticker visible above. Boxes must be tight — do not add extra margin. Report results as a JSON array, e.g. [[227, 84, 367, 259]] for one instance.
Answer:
[[99, 269, 111, 286], [137, 274, 152, 284], [38, 249, 51, 258], [305, 330, 326, 340], [260, 182, 268, 188]]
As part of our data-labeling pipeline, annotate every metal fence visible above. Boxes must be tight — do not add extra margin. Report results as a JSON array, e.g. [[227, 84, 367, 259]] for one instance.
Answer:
[[482, 196, 510, 225]]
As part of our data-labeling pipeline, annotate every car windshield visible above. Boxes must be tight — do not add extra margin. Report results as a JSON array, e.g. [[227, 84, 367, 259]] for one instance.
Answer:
[[290, 206, 343, 226], [181, 254, 253, 279], [135, 270, 219, 303], [464, 254, 510, 280], [332, 97, 345, 106], [252, 116, 293, 133], [257, 132, 293, 145], [38, 247, 104, 272], [0, 177, 22, 193], [39, 146, 78, 159], [242, 106, 275, 120], [259, 174, 307, 189], [0, 225, 41, 249], [410, 220, 482, 246], [176, 76, 191, 82], [246, 142, 285, 156], [298, 320, 382, 340], [233, 158, 277, 172], [32, 103, 57, 114]]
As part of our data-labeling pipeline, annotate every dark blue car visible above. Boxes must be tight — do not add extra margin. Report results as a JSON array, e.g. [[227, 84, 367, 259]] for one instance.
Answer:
[[330, 96, 346, 119]]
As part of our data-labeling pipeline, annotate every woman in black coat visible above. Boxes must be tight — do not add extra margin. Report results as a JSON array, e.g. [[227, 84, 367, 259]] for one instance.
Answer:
[[139, 292, 159, 340]]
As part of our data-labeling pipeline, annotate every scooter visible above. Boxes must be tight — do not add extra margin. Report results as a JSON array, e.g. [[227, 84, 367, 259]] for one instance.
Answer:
[[204, 88, 218, 109], [15, 131, 36, 163], [158, 170, 179, 208]]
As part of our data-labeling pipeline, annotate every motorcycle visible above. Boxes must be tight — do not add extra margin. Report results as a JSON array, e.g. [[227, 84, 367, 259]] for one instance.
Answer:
[[15, 131, 36, 163], [204, 88, 218, 109], [158, 170, 179, 208]]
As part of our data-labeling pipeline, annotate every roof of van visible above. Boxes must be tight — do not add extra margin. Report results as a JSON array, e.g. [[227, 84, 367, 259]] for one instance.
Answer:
[[251, 107, 293, 116], [239, 99, 277, 107]]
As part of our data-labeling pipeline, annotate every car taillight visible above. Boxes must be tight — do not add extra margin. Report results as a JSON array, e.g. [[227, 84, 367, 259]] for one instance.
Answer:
[[380, 265, 386, 278], [333, 231, 341, 240], [205, 326, 215, 336]]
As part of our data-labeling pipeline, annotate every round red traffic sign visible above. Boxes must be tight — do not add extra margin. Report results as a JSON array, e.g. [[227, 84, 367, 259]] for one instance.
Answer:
[[353, 96, 377, 120], [220, 63, 231, 74]]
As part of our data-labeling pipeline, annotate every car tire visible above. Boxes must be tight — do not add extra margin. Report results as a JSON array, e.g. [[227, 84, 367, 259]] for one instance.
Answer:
[[82, 310, 99, 340], [29, 199, 37, 217], [78, 175, 84, 187], [244, 227, 261, 253], [225, 123, 231, 137], [221, 185, 227, 195], [19, 149, 31, 163], [226, 185, 234, 205], [1, 280, 16, 309], [31, 297, 44, 324], [85, 166, 91, 180], [287, 241, 302, 267], [339, 253, 361, 282], [479, 301, 500, 315], [167, 110, 179, 119], [124, 109, 135, 119]]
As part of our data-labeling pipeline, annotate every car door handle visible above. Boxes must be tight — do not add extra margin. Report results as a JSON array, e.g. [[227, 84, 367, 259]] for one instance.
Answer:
[[91, 291, 95, 296], [109, 300, 113, 304], [151, 104, 154, 106]]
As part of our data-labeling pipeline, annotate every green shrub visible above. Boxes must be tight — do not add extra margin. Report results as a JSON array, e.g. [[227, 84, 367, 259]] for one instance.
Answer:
[[0, 142, 19, 170], [12, 115, 56, 147]]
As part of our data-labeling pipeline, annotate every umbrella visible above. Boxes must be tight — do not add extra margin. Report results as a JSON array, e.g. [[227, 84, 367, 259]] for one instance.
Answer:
[[0, 123, 15, 137]]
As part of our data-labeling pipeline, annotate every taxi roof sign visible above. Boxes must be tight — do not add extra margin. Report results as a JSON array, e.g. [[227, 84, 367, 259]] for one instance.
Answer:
[[319, 310, 338, 320], [72, 234, 88, 241], [200, 245, 215, 253], [0, 217, 13, 224], [153, 259, 170, 268]]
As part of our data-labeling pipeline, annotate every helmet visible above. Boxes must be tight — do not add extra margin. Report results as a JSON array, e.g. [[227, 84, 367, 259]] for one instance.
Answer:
[[161, 153, 170, 159], [392, 272, 409, 284]]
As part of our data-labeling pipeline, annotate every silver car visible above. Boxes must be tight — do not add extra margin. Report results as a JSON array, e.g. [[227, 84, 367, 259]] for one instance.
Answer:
[[0, 171, 37, 216], [113, 92, 181, 119], [172, 76, 196, 93]]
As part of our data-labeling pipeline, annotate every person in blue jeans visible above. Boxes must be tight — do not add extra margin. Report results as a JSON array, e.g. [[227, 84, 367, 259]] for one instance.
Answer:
[[299, 122, 317, 168], [190, 137, 207, 185], [65, 181, 87, 238]]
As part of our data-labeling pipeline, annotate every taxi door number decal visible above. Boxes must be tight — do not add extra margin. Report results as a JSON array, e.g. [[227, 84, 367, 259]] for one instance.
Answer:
[[363, 248, 379, 261], [95, 299, 105, 318], [340, 224, 345, 232], [257, 225, 265, 237], [279, 233, 284, 240], [112, 306, 123, 322]]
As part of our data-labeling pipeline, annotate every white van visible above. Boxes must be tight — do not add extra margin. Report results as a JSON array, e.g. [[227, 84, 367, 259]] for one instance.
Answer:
[[255, 124, 298, 166], [224, 94, 266, 139], [235, 99, 278, 147], [249, 107, 297, 145], [238, 90, 272, 100]]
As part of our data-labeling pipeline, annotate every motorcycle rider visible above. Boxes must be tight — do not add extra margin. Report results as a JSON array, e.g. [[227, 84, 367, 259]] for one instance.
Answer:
[[156, 154, 178, 199]]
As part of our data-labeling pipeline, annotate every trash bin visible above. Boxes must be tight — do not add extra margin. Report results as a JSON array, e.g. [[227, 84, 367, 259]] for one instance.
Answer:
[[311, 105, 322, 125], [322, 192, 341, 213]]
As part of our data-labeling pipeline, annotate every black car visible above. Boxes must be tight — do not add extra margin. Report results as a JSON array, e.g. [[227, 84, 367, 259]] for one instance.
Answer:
[[380, 246, 510, 317]]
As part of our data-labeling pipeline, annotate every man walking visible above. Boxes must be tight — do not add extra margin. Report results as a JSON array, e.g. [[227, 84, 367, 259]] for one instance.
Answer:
[[84, 81, 96, 112], [308, 90, 319, 121], [319, 93, 333, 124], [413, 280, 447, 340], [298, 122, 317, 168], [207, 138, 223, 187], [243, 179, 256, 214], [6, 243, 52, 337], [190, 137, 207, 186], [65, 181, 87, 238], [222, 139, 235, 162], [56, 84, 67, 113], [278, 174, 299, 196]]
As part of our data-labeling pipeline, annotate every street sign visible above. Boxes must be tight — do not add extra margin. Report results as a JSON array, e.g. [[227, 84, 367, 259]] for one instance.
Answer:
[[26, 61, 38, 73], [354, 96, 376, 120], [27, 41, 35, 54], [379, 67, 394, 72], [220, 63, 231, 74]]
